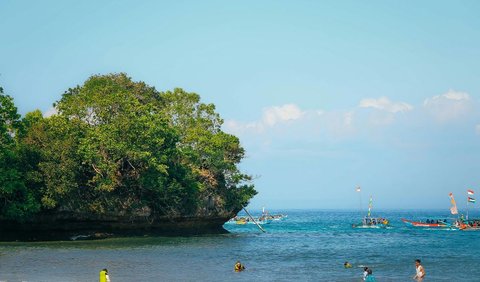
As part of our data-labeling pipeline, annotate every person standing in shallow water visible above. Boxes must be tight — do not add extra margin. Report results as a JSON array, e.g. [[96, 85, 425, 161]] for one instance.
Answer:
[[413, 259, 425, 281], [363, 267, 369, 281], [365, 268, 377, 282], [99, 268, 111, 282]]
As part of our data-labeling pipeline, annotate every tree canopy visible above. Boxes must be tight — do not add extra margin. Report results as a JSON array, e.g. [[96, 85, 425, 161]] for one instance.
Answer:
[[0, 74, 256, 221]]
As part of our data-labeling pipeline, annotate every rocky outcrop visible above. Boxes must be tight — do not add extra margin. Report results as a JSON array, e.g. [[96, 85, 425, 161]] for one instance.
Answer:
[[0, 211, 238, 241]]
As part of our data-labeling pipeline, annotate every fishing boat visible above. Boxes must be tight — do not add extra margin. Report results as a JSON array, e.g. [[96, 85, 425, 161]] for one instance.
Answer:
[[352, 194, 390, 229], [225, 216, 266, 225], [448, 191, 479, 231], [225, 207, 282, 225], [401, 218, 450, 228], [258, 207, 287, 223], [454, 219, 480, 231], [352, 217, 389, 228]]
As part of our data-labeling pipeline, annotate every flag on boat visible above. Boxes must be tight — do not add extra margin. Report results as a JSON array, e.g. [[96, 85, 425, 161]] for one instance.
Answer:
[[356, 186, 361, 192], [367, 196, 373, 217], [468, 197, 476, 203], [449, 193, 458, 215], [467, 189, 474, 195]]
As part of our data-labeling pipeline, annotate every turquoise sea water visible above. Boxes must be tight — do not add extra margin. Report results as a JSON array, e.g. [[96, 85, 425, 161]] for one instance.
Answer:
[[0, 210, 479, 281]]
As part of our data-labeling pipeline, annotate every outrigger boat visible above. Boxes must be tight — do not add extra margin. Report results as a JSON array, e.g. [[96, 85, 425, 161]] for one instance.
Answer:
[[225, 216, 269, 225], [401, 218, 451, 228], [352, 216, 389, 229], [448, 192, 479, 231], [225, 207, 287, 225], [352, 195, 390, 229], [454, 219, 480, 231]]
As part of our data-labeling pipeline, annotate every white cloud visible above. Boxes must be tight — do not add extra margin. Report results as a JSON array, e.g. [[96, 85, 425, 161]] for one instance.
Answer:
[[43, 107, 58, 117], [224, 90, 477, 143], [442, 91, 470, 101], [262, 104, 304, 126], [359, 97, 413, 113], [423, 90, 472, 121], [224, 104, 304, 133]]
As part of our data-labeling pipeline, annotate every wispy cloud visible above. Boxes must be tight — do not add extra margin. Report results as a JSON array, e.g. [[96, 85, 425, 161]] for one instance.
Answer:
[[224, 91, 478, 146], [262, 104, 304, 126], [225, 104, 304, 133], [423, 90, 472, 121], [359, 97, 413, 113]]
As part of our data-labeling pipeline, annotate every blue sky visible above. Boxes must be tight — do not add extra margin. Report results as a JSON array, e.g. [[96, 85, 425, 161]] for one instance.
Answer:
[[1, 1, 480, 210]]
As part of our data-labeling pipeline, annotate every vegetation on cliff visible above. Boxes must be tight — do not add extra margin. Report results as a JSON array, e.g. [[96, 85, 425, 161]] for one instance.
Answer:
[[0, 74, 256, 222]]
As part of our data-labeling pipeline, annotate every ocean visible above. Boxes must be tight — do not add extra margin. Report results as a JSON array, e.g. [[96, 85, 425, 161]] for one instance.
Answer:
[[0, 210, 479, 281]]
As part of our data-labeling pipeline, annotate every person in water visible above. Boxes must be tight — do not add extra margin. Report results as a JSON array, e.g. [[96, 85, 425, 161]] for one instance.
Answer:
[[99, 268, 111, 282], [344, 261, 352, 268], [363, 267, 369, 281], [234, 261, 245, 272], [413, 259, 425, 281], [365, 268, 377, 282]]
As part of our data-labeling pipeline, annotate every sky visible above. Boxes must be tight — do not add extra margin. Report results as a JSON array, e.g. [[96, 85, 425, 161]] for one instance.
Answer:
[[1, 1, 480, 210]]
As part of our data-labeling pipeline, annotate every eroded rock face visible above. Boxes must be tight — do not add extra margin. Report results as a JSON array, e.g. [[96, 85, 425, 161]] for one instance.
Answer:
[[0, 211, 237, 241]]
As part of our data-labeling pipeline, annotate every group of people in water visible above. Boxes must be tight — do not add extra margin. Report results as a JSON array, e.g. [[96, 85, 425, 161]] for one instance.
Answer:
[[343, 262, 377, 281], [343, 259, 425, 281], [99, 259, 425, 280]]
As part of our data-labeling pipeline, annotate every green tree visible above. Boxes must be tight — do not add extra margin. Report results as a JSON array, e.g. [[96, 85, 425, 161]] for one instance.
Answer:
[[0, 87, 40, 220], [1, 74, 256, 222], [53, 74, 198, 216], [161, 88, 256, 214]]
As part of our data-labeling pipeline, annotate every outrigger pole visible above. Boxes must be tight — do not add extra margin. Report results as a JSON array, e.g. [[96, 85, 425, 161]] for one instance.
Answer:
[[243, 207, 266, 233]]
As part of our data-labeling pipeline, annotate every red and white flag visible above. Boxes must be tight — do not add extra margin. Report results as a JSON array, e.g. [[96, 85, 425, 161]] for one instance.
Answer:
[[467, 189, 474, 195]]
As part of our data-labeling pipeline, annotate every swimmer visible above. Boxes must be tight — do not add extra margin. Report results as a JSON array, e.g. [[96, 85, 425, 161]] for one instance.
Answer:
[[344, 261, 353, 268], [365, 268, 377, 282], [234, 261, 245, 272]]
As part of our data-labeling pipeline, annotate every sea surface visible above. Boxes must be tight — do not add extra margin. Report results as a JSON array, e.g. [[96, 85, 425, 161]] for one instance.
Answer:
[[0, 210, 479, 281]]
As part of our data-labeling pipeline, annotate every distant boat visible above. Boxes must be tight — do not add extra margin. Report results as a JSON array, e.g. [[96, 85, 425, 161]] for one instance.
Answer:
[[352, 217, 390, 229], [402, 218, 450, 228], [352, 195, 390, 229], [225, 207, 287, 225], [454, 219, 480, 231], [448, 192, 479, 231]]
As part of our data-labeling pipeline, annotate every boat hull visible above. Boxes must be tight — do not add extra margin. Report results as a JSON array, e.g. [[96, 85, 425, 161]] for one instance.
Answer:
[[402, 218, 449, 228]]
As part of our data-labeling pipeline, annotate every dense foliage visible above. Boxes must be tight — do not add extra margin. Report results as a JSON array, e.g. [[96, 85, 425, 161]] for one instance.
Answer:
[[0, 74, 256, 221]]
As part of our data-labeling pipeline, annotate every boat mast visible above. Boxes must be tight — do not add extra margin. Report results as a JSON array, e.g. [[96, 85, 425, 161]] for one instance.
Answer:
[[466, 193, 469, 221], [367, 196, 373, 218]]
